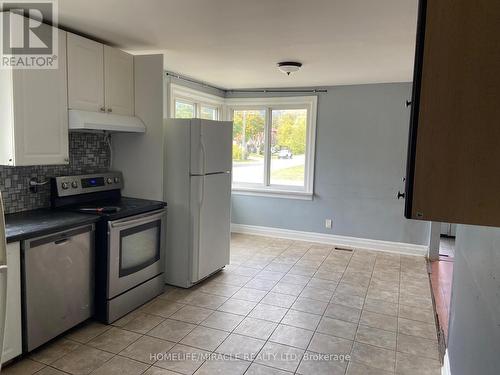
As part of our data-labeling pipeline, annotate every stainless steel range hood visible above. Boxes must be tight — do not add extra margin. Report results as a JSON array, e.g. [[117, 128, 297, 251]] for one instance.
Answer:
[[68, 110, 146, 133]]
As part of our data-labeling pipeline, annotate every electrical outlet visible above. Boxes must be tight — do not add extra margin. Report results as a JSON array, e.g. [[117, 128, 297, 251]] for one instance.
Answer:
[[325, 219, 332, 229]]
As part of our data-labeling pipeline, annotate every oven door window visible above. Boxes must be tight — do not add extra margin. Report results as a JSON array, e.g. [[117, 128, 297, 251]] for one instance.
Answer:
[[119, 220, 161, 277]]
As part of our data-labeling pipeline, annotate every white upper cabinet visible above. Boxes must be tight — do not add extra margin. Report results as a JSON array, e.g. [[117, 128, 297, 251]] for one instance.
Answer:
[[67, 33, 105, 112], [104, 46, 134, 115], [0, 27, 69, 166], [67, 34, 134, 115]]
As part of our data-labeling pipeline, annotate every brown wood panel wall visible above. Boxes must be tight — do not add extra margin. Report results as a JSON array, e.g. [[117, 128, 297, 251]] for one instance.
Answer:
[[409, 0, 500, 226]]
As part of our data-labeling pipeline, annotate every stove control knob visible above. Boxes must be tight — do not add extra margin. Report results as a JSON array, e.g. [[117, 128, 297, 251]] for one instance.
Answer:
[[106, 178, 113, 184], [61, 182, 69, 190], [71, 181, 78, 188], [114, 177, 120, 183]]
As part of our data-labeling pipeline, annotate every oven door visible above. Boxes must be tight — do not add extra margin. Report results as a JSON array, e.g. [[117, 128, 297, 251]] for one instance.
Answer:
[[107, 209, 165, 298]]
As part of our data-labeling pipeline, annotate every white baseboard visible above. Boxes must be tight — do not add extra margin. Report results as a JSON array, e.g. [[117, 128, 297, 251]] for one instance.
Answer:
[[231, 223, 428, 256], [442, 349, 451, 375]]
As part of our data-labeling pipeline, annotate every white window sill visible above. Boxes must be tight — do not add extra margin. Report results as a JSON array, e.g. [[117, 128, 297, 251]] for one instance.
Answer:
[[231, 187, 313, 200]]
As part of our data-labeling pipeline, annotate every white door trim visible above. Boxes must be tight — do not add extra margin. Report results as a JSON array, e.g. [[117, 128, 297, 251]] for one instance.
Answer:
[[231, 223, 428, 256], [429, 221, 441, 260], [442, 349, 451, 375]]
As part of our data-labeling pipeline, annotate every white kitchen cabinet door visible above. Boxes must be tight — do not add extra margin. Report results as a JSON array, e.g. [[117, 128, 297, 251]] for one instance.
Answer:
[[104, 46, 134, 115], [2, 242, 22, 364], [1, 28, 69, 166], [67, 33, 105, 112]]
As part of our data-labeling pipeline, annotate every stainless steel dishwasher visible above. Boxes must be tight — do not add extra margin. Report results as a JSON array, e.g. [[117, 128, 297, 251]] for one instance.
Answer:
[[23, 224, 95, 352]]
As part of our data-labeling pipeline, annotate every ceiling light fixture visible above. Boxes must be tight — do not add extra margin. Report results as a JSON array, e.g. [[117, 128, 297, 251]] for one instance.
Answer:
[[277, 61, 302, 76]]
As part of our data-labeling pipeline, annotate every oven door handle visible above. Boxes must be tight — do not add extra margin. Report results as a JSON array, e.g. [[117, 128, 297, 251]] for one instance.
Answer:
[[109, 209, 165, 229]]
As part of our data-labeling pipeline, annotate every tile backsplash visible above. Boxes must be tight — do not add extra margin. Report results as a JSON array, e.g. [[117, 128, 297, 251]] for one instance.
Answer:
[[0, 132, 110, 214]]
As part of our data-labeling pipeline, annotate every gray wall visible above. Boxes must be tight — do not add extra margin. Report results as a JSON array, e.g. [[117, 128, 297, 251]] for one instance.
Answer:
[[229, 83, 430, 245], [448, 224, 500, 375]]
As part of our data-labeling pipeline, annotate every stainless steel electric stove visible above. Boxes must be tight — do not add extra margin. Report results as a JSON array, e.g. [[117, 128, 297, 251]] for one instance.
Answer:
[[51, 171, 166, 323]]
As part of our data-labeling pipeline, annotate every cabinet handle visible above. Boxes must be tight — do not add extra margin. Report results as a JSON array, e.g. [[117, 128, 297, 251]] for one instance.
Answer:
[[100, 107, 105, 112], [397, 191, 405, 200], [405, 100, 412, 107], [107, 108, 112, 113]]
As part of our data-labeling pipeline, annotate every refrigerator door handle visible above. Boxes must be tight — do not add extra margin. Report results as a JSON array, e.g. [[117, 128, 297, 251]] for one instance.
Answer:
[[200, 141, 207, 175], [200, 176, 205, 207]]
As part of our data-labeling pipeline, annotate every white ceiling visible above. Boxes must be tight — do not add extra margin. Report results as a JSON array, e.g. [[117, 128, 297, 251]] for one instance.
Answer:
[[57, 0, 418, 89]]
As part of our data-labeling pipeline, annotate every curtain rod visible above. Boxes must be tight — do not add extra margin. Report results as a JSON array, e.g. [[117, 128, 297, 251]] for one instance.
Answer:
[[165, 71, 328, 94], [226, 89, 328, 93], [165, 71, 225, 92]]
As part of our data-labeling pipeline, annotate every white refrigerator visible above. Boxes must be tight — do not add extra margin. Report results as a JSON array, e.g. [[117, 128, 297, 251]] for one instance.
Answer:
[[0, 192, 8, 369], [164, 119, 233, 288]]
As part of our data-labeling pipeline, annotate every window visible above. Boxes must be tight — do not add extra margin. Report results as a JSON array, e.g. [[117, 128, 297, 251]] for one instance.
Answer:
[[232, 109, 266, 184], [270, 109, 308, 187], [170, 84, 223, 120], [201, 105, 218, 120], [175, 100, 195, 118], [227, 96, 317, 200]]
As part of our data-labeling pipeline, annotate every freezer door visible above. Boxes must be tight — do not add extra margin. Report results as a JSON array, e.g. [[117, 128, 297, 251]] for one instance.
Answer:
[[190, 173, 231, 282], [191, 120, 233, 175]]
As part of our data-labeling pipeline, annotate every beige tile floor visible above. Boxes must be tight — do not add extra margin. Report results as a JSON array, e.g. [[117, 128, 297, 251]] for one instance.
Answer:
[[3, 234, 441, 375]]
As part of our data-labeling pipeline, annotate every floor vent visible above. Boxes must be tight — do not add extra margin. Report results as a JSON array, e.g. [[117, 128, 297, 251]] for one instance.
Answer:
[[334, 247, 353, 252]]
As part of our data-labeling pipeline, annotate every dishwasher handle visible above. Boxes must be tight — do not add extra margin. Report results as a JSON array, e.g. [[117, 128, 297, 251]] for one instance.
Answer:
[[26, 224, 94, 249]]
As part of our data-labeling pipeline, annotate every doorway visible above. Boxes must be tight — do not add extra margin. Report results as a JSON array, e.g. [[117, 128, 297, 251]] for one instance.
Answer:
[[429, 222, 455, 345], [439, 223, 456, 258]]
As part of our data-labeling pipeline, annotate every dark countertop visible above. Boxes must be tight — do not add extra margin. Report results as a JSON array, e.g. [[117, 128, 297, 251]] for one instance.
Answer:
[[71, 197, 167, 220], [5, 209, 100, 243], [5, 197, 167, 243]]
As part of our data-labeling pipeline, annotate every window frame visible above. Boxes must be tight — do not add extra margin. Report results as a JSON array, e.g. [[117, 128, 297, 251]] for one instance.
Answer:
[[170, 83, 224, 119], [226, 96, 317, 200]]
